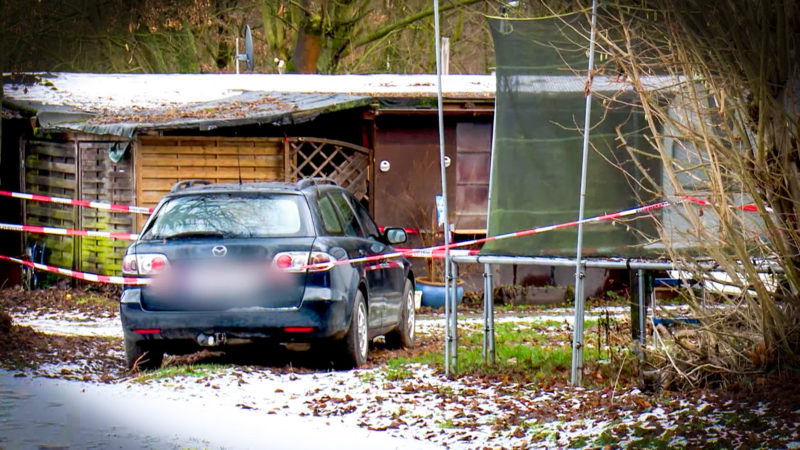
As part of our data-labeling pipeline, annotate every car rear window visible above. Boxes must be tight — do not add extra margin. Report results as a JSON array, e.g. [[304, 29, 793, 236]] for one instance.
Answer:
[[141, 193, 312, 239]]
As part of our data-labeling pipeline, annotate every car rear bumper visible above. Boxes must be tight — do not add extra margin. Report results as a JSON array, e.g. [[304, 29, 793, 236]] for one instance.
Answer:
[[120, 288, 350, 345]]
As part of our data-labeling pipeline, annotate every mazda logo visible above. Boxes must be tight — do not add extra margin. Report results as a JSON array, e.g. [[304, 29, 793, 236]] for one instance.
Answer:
[[211, 245, 227, 257]]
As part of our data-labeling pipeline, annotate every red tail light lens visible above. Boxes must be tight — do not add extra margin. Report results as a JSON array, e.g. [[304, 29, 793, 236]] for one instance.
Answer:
[[275, 253, 293, 269], [122, 253, 170, 275], [273, 251, 336, 272], [285, 327, 314, 333], [310, 253, 331, 265]]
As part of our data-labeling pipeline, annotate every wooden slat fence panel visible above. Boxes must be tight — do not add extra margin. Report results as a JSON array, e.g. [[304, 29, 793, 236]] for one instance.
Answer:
[[78, 142, 135, 275], [136, 136, 286, 211], [23, 140, 76, 270]]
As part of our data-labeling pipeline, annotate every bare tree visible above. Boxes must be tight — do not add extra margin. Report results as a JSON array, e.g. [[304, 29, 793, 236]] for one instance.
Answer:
[[590, 1, 799, 387], [1, 0, 503, 74]]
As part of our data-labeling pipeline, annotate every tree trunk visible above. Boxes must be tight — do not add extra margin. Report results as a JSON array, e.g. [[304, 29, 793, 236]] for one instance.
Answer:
[[292, 27, 322, 73]]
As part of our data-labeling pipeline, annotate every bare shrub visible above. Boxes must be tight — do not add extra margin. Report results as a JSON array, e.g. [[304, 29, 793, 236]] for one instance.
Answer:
[[588, 1, 799, 387]]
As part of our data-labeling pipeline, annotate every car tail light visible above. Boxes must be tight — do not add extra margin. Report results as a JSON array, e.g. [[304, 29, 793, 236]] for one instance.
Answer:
[[285, 327, 314, 333], [275, 253, 294, 270], [133, 328, 161, 334], [273, 251, 336, 272], [122, 253, 170, 275]]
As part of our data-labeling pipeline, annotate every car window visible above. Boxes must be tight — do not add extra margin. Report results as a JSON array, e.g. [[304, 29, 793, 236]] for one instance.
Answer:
[[353, 198, 380, 239], [141, 193, 311, 239], [330, 192, 364, 238], [317, 195, 343, 235]]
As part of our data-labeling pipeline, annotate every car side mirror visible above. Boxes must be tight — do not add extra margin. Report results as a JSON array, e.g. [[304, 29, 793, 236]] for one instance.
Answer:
[[382, 228, 407, 245]]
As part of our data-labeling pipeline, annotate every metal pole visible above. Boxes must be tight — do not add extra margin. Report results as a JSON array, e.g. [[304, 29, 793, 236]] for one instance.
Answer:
[[570, 0, 598, 387], [637, 269, 646, 345], [483, 264, 489, 362], [484, 52, 499, 368], [433, 0, 453, 377], [449, 260, 458, 372], [485, 263, 495, 364], [235, 37, 240, 75]]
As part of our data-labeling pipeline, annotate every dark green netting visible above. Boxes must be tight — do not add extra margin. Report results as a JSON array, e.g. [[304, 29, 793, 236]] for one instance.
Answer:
[[483, 16, 662, 257]]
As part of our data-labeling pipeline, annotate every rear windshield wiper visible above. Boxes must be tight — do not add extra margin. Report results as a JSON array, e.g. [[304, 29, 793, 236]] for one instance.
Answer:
[[160, 231, 225, 240]]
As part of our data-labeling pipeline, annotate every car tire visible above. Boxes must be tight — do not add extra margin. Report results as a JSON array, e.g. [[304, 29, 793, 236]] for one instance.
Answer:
[[340, 290, 368, 368], [124, 336, 164, 371], [385, 279, 415, 349]]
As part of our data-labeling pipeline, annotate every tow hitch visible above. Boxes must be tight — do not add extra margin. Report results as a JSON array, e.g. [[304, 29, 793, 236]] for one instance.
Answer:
[[197, 332, 227, 346]]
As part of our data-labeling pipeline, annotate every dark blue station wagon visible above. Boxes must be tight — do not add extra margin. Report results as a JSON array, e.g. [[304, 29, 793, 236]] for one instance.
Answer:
[[120, 179, 415, 369]]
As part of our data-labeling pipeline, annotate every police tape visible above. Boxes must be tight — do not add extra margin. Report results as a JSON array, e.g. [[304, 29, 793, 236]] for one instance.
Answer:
[[683, 196, 773, 213], [0, 198, 664, 284], [0, 195, 768, 285], [0, 222, 138, 241], [0, 190, 153, 214], [0, 189, 768, 219], [0, 255, 148, 286], [296, 198, 677, 271]]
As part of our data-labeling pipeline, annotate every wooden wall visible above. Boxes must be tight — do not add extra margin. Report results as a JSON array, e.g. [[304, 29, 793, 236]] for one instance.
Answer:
[[21, 134, 369, 277], [135, 136, 288, 219]]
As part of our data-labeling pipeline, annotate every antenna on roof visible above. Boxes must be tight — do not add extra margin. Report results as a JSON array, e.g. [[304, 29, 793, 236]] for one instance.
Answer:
[[235, 25, 254, 74]]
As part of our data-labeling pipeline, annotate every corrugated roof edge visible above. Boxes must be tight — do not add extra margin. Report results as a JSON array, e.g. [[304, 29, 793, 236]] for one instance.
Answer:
[[28, 92, 374, 138]]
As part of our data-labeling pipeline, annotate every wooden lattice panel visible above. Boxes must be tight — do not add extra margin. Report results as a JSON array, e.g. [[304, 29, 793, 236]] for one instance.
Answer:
[[289, 138, 370, 201]]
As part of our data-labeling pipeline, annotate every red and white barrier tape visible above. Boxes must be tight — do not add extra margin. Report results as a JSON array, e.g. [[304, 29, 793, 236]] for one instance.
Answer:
[[0, 222, 138, 241], [298, 199, 675, 271], [413, 199, 674, 259], [0, 195, 770, 284], [0, 255, 148, 286], [0, 190, 153, 214], [393, 195, 766, 263], [682, 196, 773, 213]]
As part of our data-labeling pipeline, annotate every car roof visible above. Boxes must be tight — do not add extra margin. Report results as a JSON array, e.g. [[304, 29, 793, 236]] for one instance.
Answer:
[[163, 180, 343, 199]]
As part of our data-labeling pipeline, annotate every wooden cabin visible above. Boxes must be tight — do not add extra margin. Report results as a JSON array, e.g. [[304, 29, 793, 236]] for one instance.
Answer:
[[1, 73, 495, 281]]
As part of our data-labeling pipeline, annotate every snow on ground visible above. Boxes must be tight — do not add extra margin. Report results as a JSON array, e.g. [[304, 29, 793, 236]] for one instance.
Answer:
[[0, 369, 436, 449], [11, 310, 122, 338], [11, 360, 790, 449], [5, 302, 800, 448]]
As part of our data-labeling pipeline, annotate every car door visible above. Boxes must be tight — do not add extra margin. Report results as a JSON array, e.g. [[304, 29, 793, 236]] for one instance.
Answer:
[[326, 191, 386, 331], [349, 194, 407, 328]]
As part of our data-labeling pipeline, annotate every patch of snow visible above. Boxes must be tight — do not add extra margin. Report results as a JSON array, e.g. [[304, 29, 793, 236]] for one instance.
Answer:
[[11, 312, 121, 338]]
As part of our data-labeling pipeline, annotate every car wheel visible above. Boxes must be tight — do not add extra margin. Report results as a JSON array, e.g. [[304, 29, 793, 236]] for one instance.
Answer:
[[124, 336, 164, 371], [386, 279, 415, 349], [340, 290, 368, 368]]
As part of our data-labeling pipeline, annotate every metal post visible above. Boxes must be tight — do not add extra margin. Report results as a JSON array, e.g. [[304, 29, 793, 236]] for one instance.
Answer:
[[433, 0, 453, 376], [570, 0, 599, 387], [483, 264, 488, 361], [449, 260, 458, 372], [483, 263, 495, 364], [637, 269, 646, 346], [235, 37, 240, 75]]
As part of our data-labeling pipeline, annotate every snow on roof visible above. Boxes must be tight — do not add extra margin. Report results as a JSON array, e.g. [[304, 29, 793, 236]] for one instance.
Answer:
[[1, 72, 497, 137], [1, 72, 677, 137], [4, 72, 495, 111]]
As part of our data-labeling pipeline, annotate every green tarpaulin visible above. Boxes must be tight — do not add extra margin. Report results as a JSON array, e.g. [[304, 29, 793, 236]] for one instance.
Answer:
[[483, 15, 662, 257]]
